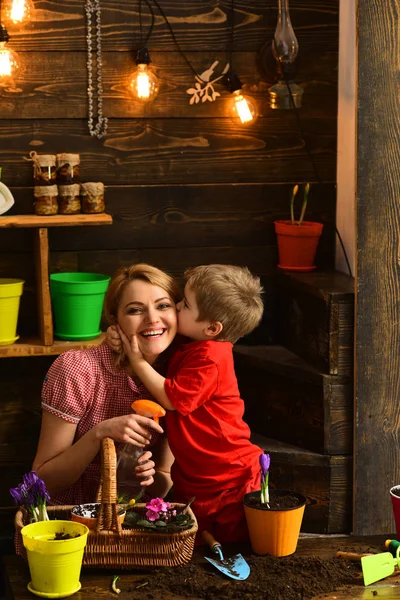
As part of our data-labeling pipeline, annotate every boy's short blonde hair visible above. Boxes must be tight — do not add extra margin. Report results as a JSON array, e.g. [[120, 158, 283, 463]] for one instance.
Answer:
[[184, 264, 264, 344]]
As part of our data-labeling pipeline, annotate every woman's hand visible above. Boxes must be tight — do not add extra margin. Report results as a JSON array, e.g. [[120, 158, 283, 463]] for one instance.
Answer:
[[105, 325, 122, 352], [96, 414, 163, 448], [136, 450, 156, 487]]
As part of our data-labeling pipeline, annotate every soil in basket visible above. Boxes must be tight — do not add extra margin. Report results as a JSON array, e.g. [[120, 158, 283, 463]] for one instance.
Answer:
[[120, 552, 368, 600]]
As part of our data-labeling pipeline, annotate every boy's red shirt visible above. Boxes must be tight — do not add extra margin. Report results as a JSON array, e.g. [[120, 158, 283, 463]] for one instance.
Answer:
[[164, 339, 262, 496]]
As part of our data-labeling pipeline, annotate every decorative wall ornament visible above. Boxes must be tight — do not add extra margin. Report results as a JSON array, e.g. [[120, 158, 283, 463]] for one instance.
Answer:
[[85, 0, 108, 139], [186, 61, 229, 105], [0, 176, 15, 215]]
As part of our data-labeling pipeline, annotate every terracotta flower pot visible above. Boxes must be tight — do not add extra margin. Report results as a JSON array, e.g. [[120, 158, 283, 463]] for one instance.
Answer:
[[274, 220, 324, 272], [243, 490, 306, 557]]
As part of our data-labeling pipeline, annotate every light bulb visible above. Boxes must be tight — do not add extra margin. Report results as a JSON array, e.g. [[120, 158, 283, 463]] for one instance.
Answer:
[[226, 72, 257, 125], [232, 90, 256, 124], [272, 0, 299, 67], [0, 40, 20, 84], [3, 0, 35, 24], [129, 48, 159, 102], [130, 64, 159, 100]]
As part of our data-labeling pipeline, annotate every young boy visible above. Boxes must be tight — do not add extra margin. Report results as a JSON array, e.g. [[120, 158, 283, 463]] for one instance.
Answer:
[[116, 264, 264, 543]]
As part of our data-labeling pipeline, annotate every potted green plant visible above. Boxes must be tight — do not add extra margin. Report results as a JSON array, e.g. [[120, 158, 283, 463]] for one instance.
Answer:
[[11, 471, 89, 599], [123, 497, 196, 532], [274, 183, 324, 272], [243, 454, 307, 556]]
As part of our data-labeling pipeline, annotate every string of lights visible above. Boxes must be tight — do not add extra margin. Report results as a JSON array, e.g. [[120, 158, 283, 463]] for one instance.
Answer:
[[0, 0, 22, 88], [128, 0, 159, 102]]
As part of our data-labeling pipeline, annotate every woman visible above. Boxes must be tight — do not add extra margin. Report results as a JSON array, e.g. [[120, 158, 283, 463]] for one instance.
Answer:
[[32, 264, 181, 505]]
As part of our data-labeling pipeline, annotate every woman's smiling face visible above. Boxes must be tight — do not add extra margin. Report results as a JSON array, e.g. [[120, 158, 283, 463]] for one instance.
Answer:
[[117, 279, 177, 362]]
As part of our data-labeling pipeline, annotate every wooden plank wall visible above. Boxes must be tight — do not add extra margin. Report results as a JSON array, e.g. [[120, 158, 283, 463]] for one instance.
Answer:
[[0, 0, 339, 506], [355, 0, 400, 535]]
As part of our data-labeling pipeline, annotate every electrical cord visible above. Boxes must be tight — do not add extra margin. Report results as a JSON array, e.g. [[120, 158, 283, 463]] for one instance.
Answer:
[[282, 67, 353, 277], [139, 0, 155, 49], [149, 0, 200, 78], [229, 0, 234, 72]]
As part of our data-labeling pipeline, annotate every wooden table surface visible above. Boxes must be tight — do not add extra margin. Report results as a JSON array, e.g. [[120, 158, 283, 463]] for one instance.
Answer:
[[4, 535, 400, 600]]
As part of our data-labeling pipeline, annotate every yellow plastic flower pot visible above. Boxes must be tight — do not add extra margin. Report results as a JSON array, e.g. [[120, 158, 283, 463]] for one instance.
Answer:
[[21, 520, 89, 598], [0, 278, 24, 345], [243, 490, 306, 557]]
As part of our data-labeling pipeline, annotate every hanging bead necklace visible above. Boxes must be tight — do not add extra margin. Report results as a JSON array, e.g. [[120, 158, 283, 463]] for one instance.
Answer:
[[85, 0, 108, 139]]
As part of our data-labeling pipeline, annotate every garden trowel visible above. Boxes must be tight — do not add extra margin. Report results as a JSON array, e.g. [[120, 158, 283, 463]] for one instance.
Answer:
[[203, 531, 250, 581], [361, 549, 400, 586]]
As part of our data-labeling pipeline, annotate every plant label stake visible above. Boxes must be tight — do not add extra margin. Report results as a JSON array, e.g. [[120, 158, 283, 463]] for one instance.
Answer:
[[361, 545, 400, 586], [203, 531, 250, 581]]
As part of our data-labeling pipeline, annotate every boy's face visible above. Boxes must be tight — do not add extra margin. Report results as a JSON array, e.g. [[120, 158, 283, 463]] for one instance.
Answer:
[[176, 283, 211, 340]]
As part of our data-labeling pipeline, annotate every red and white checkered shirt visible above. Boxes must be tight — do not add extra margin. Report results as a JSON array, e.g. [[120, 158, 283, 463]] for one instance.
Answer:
[[41, 341, 159, 505]]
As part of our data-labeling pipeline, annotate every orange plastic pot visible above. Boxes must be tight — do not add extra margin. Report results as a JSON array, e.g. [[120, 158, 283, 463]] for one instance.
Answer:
[[243, 490, 306, 557], [274, 220, 323, 272]]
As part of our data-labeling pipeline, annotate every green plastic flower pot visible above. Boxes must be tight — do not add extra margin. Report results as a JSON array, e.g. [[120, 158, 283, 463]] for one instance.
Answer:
[[50, 272, 110, 340]]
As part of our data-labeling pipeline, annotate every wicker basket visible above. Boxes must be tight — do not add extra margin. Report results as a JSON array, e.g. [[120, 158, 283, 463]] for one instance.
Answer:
[[15, 437, 198, 569]]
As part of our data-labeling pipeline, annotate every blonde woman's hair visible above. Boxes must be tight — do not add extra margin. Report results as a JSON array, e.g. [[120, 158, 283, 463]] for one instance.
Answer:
[[104, 263, 182, 368], [184, 264, 264, 344]]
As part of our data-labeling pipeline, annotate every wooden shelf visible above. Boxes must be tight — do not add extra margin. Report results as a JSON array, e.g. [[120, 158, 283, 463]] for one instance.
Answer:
[[0, 334, 106, 357], [0, 213, 112, 228], [1, 214, 113, 357]]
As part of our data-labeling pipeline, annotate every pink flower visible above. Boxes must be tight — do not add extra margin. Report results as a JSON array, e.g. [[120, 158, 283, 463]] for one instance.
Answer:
[[146, 508, 160, 521], [146, 497, 170, 513]]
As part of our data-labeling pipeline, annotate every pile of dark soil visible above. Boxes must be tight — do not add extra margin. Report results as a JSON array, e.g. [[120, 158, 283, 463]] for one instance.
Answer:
[[120, 554, 362, 600]]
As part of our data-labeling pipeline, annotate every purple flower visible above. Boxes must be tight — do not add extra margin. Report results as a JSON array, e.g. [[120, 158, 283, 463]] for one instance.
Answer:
[[10, 484, 25, 506], [34, 478, 50, 504], [23, 471, 40, 488], [259, 453, 270, 506], [259, 453, 270, 483], [9, 471, 50, 522]]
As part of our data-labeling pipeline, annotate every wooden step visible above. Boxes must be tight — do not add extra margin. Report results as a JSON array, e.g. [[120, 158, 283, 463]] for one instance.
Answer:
[[251, 434, 352, 534], [235, 345, 352, 455], [278, 270, 354, 376]]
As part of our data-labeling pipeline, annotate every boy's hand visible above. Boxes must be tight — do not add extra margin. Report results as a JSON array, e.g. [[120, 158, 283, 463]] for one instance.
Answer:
[[105, 325, 122, 352], [118, 326, 144, 365]]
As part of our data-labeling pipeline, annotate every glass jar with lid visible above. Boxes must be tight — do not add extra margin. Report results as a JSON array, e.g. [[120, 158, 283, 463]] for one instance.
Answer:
[[56, 153, 80, 185], [81, 182, 105, 214]]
